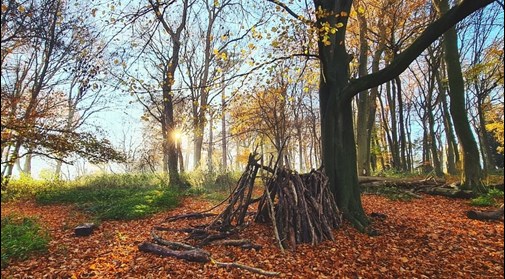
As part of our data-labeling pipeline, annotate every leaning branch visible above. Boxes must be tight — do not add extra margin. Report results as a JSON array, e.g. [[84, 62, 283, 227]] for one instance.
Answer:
[[343, 0, 496, 100]]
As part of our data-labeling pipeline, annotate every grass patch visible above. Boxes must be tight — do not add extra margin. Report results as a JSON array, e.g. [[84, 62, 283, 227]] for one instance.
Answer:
[[1, 173, 59, 202], [34, 173, 181, 220], [1, 215, 50, 269], [471, 188, 504, 207]]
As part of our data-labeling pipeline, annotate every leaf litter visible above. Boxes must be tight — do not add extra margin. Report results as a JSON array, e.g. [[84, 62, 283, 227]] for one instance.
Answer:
[[1, 195, 503, 278]]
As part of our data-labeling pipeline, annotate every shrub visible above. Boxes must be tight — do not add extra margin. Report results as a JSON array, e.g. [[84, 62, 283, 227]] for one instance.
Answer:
[[1, 215, 50, 269], [1, 173, 60, 202], [471, 188, 504, 207]]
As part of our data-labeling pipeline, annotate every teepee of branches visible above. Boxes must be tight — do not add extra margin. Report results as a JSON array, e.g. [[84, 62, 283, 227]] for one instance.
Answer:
[[139, 153, 342, 275]]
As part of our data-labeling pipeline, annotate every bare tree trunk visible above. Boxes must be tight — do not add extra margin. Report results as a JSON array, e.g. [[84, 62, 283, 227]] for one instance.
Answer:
[[395, 76, 408, 172], [178, 141, 184, 173], [208, 113, 214, 173], [221, 82, 227, 172], [436, 66, 459, 175]]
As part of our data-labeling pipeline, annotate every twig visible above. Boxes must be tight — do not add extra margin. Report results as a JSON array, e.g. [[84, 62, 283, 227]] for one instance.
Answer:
[[213, 260, 280, 277], [151, 229, 197, 251], [165, 212, 217, 222]]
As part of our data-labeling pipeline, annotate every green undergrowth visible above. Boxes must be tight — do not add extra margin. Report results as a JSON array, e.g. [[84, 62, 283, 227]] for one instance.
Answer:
[[182, 170, 241, 203], [471, 188, 504, 207], [34, 173, 181, 220], [1, 215, 50, 269], [2, 171, 245, 220], [1, 173, 59, 202]]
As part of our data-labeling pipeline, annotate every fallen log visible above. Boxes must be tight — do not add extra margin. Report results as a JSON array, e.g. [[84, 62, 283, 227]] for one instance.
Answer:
[[138, 242, 211, 263], [466, 204, 504, 221], [422, 187, 475, 199]]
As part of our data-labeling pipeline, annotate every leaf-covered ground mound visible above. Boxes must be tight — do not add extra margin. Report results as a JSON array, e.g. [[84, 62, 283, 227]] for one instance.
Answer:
[[1, 194, 503, 278]]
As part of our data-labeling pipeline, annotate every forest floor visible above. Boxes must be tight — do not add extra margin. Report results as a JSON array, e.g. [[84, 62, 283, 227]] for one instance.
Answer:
[[1, 194, 503, 278]]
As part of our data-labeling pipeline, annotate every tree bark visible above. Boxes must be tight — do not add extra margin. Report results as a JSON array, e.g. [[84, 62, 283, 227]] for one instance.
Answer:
[[355, 1, 371, 176], [466, 205, 504, 221], [221, 80, 228, 172], [436, 63, 459, 175]]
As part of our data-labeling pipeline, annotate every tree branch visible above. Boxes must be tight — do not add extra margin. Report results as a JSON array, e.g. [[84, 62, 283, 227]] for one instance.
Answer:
[[343, 0, 496, 101], [265, 0, 315, 25]]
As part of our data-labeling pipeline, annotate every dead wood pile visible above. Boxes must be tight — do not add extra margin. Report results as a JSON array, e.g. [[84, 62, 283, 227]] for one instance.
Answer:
[[138, 153, 342, 275], [358, 176, 477, 198], [255, 166, 342, 249]]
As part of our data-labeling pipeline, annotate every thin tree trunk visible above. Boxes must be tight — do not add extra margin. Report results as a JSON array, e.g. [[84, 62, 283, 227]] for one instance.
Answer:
[[427, 96, 444, 177], [436, 66, 459, 175], [395, 76, 408, 171], [221, 81, 227, 172], [208, 113, 214, 173], [355, 2, 371, 176]]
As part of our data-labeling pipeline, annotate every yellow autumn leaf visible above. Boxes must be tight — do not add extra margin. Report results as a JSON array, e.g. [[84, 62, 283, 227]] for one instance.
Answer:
[[358, 6, 365, 14], [336, 22, 344, 28], [18, 5, 25, 13]]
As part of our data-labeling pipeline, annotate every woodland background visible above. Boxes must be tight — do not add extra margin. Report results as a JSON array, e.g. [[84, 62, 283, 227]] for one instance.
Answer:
[[1, 0, 504, 277]]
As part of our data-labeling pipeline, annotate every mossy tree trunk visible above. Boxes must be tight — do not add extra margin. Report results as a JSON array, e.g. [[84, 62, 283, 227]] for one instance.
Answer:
[[308, 0, 494, 229]]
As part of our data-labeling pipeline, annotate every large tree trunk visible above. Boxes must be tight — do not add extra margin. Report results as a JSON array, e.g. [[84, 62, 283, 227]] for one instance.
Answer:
[[315, 0, 370, 230], [434, 0, 484, 193], [321, 92, 369, 230], [309, 0, 493, 230]]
